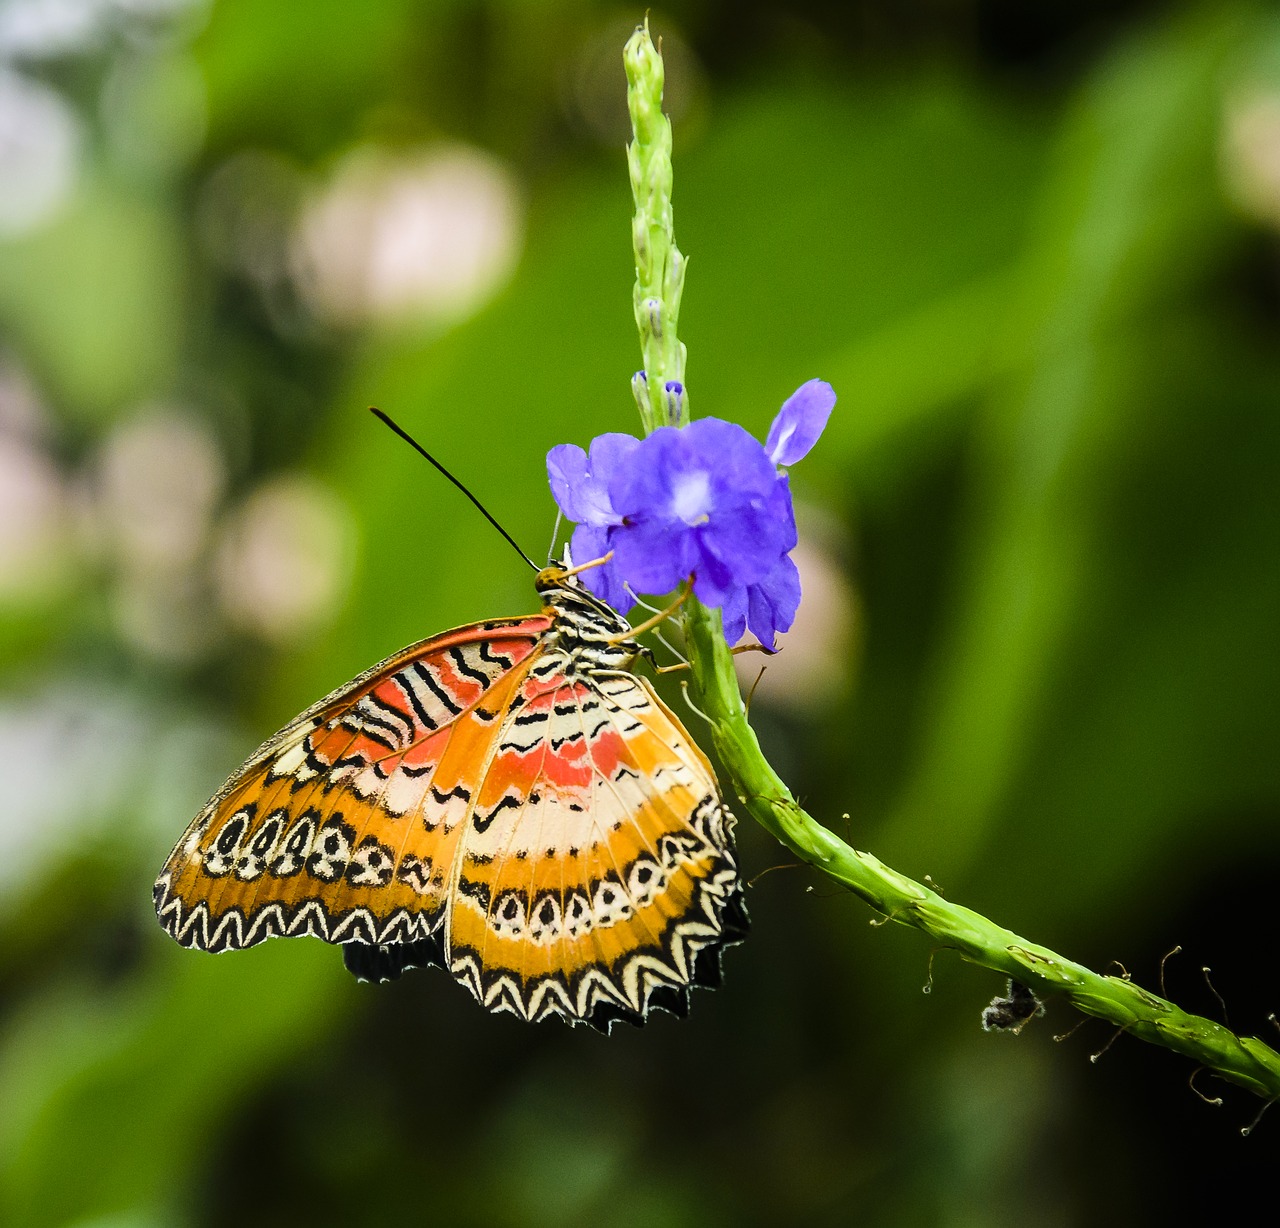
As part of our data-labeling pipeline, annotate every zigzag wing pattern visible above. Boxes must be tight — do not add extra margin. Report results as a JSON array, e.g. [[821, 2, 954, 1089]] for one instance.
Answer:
[[152, 616, 549, 955], [444, 666, 747, 1032]]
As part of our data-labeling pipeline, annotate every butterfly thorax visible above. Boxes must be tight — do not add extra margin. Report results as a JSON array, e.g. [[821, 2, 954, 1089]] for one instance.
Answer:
[[535, 565, 641, 674]]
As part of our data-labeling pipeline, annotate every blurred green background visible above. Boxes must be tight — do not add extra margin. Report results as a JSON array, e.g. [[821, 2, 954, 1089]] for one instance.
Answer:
[[2, 0, 1279, 1224]]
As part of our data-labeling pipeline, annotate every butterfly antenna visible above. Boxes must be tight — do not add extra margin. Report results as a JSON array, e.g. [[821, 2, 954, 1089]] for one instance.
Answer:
[[369, 407, 539, 572]]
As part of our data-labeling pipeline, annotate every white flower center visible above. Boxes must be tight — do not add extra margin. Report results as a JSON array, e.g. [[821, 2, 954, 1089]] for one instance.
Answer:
[[670, 470, 712, 525]]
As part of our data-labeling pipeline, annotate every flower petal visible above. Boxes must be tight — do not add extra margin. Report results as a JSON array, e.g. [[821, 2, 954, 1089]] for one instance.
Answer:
[[608, 425, 689, 521], [719, 584, 748, 645], [588, 431, 643, 482], [570, 523, 634, 613], [745, 552, 801, 648], [548, 433, 639, 527], [610, 515, 698, 597], [547, 444, 590, 522], [765, 379, 835, 466], [688, 535, 741, 606], [687, 417, 779, 501]]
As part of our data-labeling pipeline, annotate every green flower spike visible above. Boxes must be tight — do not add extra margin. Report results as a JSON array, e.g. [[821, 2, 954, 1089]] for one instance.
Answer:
[[625, 19, 688, 431]]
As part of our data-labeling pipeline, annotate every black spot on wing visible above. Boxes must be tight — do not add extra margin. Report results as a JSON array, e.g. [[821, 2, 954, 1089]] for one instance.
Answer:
[[457, 876, 491, 911], [430, 784, 471, 805], [338, 715, 397, 751], [498, 735, 545, 754]]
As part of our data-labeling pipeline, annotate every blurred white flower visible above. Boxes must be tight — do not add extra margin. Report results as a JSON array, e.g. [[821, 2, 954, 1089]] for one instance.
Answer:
[[0, 69, 81, 237], [215, 475, 355, 643], [0, 0, 208, 59], [292, 144, 523, 329], [93, 406, 225, 573], [89, 407, 226, 662], [1223, 89, 1280, 230], [0, 679, 236, 912], [0, 0, 104, 58]]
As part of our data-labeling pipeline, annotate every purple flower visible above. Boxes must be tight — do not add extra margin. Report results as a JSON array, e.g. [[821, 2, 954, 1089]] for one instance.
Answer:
[[546, 378, 835, 647], [609, 418, 793, 607]]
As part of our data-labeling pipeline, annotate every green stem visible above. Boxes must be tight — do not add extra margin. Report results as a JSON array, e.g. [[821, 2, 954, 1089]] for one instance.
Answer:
[[624, 19, 688, 429], [683, 601, 1280, 1105], [623, 22, 1280, 1105]]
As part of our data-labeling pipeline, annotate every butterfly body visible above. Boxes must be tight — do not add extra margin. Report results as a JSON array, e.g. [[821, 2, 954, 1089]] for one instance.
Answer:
[[154, 566, 746, 1030]]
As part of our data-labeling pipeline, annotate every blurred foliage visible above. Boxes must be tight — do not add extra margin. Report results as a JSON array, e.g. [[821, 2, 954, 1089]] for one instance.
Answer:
[[1, 1, 1279, 1225]]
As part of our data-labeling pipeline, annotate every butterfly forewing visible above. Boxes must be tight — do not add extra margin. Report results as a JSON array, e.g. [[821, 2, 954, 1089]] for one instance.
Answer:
[[154, 617, 548, 953], [154, 579, 746, 1029]]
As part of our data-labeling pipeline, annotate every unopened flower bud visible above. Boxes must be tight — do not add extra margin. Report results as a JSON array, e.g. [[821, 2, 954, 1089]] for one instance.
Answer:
[[630, 369, 649, 415], [662, 380, 685, 423]]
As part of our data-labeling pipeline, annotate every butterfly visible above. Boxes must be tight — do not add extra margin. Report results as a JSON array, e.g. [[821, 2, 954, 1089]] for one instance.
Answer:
[[154, 561, 747, 1031]]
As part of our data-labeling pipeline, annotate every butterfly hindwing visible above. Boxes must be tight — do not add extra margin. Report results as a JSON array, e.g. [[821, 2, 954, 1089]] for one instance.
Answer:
[[445, 668, 745, 1030]]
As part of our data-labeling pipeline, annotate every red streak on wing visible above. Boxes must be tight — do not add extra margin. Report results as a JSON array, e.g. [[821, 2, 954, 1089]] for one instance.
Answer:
[[543, 744, 592, 790], [396, 727, 451, 772], [431, 658, 486, 708], [583, 727, 626, 780]]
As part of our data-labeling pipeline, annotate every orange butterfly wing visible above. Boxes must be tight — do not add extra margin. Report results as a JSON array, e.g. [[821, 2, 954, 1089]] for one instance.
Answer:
[[443, 668, 744, 1027], [154, 610, 745, 1029], [154, 616, 549, 955]]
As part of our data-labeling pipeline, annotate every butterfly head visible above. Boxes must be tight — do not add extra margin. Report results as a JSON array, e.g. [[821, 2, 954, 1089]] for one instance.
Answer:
[[535, 563, 646, 670]]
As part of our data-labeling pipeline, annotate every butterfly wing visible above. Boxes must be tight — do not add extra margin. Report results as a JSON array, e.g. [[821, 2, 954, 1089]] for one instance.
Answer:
[[155, 613, 746, 1031], [153, 616, 550, 955], [439, 661, 747, 1031]]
